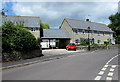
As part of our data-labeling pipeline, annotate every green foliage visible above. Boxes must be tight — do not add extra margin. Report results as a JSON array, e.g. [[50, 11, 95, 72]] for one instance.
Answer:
[[91, 43, 98, 46], [40, 20, 50, 29], [104, 41, 109, 45], [2, 21, 41, 62], [2, 21, 38, 52], [55, 40, 60, 42], [115, 35, 120, 44], [108, 13, 120, 44], [16, 21, 25, 27], [80, 38, 89, 45]]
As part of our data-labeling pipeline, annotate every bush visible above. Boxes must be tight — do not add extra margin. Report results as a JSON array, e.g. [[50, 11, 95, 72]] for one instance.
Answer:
[[2, 21, 38, 52], [80, 38, 89, 45], [104, 41, 109, 45], [2, 21, 40, 62], [91, 43, 98, 46]]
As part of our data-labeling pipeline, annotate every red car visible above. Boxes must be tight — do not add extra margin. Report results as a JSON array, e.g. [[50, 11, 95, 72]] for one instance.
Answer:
[[66, 43, 76, 50]]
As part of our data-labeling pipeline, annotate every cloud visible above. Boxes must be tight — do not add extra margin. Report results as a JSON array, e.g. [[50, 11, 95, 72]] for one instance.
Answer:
[[3, 0, 120, 2], [11, 2, 118, 27]]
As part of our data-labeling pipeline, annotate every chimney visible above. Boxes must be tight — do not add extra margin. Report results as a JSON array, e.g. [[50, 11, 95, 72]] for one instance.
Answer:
[[86, 19, 90, 21]]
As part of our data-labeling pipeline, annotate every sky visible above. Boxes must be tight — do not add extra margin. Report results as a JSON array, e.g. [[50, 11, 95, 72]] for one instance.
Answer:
[[1, 0, 120, 29]]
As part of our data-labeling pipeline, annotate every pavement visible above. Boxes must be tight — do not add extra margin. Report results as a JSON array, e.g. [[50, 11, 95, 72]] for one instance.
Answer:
[[2, 48, 119, 80], [1, 49, 86, 69]]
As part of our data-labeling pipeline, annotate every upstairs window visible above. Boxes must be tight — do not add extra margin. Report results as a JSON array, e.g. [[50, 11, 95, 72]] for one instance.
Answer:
[[78, 29, 83, 33], [73, 28, 78, 34], [31, 28, 36, 32], [93, 30, 98, 34], [82, 30, 85, 34], [98, 31, 100, 36], [103, 32, 105, 35]]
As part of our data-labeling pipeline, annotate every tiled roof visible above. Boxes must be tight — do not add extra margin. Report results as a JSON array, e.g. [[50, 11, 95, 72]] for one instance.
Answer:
[[42, 29, 70, 39], [65, 18, 112, 32], [1, 15, 40, 27]]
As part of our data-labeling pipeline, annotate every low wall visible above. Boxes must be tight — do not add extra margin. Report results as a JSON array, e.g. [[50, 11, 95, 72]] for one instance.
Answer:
[[2, 49, 43, 62], [77, 45, 119, 51]]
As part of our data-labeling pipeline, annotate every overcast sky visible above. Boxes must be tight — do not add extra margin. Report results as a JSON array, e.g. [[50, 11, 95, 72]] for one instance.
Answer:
[[1, 1, 119, 28]]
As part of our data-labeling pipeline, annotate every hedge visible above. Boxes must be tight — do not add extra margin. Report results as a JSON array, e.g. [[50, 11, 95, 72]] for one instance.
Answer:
[[2, 21, 41, 62]]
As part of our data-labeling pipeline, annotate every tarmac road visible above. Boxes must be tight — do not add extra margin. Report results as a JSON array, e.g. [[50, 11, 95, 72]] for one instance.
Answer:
[[2, 48, 119, 80]]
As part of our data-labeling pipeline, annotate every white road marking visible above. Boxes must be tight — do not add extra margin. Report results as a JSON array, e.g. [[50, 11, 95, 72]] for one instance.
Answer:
[[98, 71, 104, 75], [101, 68, 107, 71], [104, 65, 108, 68], [106, 55, 119, 65], [108, 72, 114, 76], [112, 65, 116, 68], [94, 54, 119, 80], [106, 77, 112, 80], [109, 68, 115, 72], [94, 76, 102, 80]]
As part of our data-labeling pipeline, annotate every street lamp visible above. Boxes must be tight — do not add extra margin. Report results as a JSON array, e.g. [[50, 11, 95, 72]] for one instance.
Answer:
[[88, 27, 90, 51]]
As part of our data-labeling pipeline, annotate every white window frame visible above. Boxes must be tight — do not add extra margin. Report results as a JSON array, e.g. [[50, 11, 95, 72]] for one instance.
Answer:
[[31, 28, 36, 32]]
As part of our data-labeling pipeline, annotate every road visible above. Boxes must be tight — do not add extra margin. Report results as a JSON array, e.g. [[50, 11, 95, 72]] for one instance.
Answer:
[[2, 48, 119, 80]]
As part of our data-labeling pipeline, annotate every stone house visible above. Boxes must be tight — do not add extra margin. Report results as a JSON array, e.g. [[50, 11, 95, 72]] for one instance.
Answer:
[[60, 18, 115, 44], [1, 15, 42, 52], [1, 15, 40, 39]]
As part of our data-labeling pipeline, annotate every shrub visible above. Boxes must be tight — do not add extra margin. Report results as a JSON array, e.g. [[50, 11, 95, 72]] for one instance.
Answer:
[[91, 43, 98, 46], [104, 41, 109, 45], [2, 21, 38, 52], [2, 21, 40, 62], [80, 38, 89, 45]]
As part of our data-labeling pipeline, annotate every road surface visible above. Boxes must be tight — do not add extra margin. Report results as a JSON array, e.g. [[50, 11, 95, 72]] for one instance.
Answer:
[[2, 48, 119, 80]]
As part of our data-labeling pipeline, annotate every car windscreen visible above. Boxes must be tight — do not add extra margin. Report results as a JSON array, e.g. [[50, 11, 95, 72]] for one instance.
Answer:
[[69, 44, 75, 45]]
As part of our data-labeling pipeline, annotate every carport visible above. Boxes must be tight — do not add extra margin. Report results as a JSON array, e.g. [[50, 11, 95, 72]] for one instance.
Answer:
[[41, 29, 71, 48]]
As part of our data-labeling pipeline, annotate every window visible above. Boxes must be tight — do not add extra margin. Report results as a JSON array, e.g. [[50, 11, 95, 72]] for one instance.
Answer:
[[98, 31, 100, 36], [91, 30, 93, 34], [97, 40, 101, 44], [103, 32, 105, 35], [31, 28, 36, 32], [94, 30, 98, 34], [91, 38, 94, 44], [85, 30, 88, 33], [82, 30, 85, 34], [73, 28, 78, 34], [75, 39, 79, 43], [78, 29, 83, 32]]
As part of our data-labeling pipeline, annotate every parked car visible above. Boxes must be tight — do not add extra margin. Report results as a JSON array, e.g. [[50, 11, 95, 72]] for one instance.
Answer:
[[66, 43, 76, 50]]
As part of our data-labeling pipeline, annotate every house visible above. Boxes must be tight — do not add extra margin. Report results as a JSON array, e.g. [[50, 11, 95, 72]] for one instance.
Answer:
[[41, 18, 115, 49], [118, 1, 120, 13], [60, 18, 115, 45], [1, 15, 40, 39], [41, 29, 70, 48]]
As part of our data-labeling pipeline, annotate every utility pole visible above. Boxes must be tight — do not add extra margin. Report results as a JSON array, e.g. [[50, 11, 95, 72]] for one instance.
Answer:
[[88, 27, 91, 51]]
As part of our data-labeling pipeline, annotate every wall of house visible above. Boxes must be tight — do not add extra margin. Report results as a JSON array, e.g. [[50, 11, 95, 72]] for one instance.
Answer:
[[60, 19, 73, 39], [72, 30, 114, 44], [29, 27, 40, 39]]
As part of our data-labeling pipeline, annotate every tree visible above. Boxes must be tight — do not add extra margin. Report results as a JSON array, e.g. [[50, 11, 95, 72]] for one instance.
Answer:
[[108, 13, 120, 44], [40, 20, 50, 29]]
